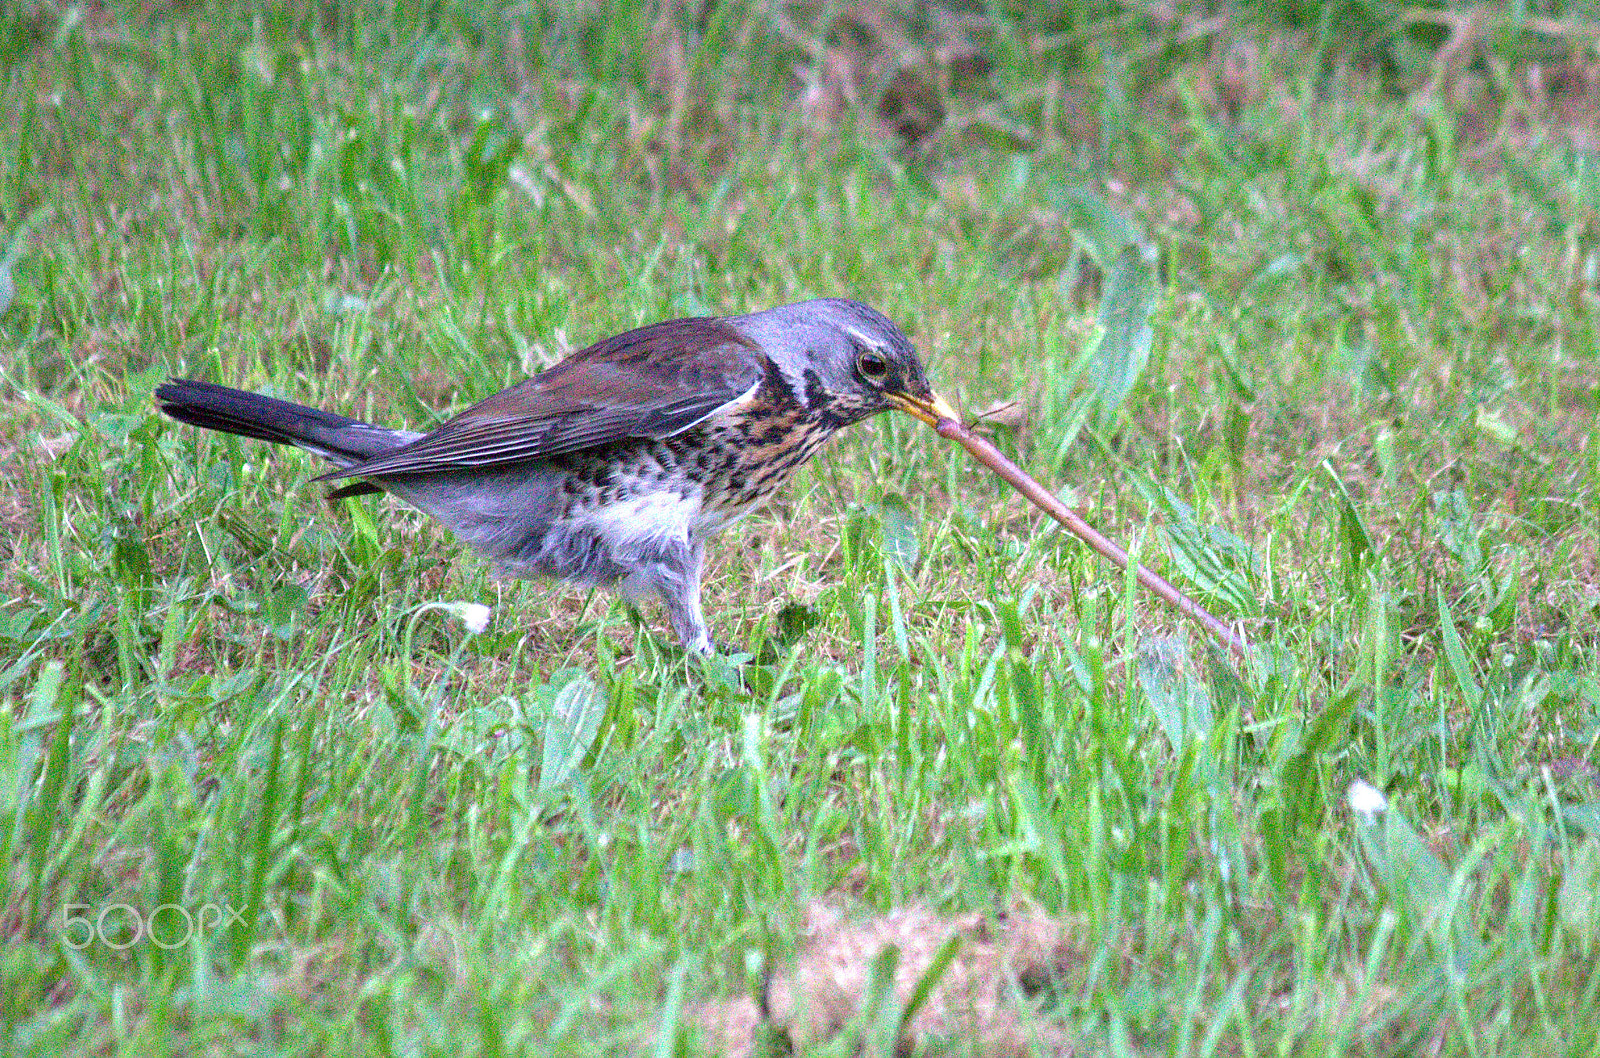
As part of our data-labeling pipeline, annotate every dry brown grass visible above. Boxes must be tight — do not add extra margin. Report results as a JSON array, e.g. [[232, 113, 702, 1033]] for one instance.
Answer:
[[689, 900, 1083, 1057]]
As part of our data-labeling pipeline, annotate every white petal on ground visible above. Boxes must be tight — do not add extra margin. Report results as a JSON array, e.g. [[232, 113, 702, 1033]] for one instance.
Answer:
[[445, 602, 492, 634], [1347, 780, 1388, 821]]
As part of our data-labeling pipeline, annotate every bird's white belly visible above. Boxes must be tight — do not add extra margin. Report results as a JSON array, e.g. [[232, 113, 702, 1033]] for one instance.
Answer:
[[575, 488, 705, 551]]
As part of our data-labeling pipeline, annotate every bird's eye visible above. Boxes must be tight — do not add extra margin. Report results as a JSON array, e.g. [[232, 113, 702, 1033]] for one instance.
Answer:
[[856, 351, 889, 381]]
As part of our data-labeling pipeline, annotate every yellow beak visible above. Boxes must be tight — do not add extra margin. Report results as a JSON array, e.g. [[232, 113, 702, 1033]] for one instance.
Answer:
[[888, 390, 960, 427]]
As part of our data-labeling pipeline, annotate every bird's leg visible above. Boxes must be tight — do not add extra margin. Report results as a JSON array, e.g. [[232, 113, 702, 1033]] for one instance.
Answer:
[[652, 540, 714, 655]]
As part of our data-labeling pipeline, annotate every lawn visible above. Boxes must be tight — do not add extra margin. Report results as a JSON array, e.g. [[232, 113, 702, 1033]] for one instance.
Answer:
[[3, 2, 1599, 1054]]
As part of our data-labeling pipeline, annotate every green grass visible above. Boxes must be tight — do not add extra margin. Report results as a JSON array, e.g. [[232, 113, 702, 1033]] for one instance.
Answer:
[[4, 1, 1600, 1054]]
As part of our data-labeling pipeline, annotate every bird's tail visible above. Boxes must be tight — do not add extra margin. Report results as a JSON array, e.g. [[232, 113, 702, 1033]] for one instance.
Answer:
[[156, 379, 418, 472]]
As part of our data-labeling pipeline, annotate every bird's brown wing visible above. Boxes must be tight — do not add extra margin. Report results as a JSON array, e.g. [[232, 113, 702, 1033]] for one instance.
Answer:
[[316, 317, 764, 481]]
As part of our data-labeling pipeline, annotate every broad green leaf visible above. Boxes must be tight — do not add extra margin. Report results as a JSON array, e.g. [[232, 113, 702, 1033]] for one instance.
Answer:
[[1090, 241, 1158, 429], [1558, 838, 1600, 947], [1436, 586, 1482, 709], [1322, 462, 1375, 570], [1138, 635, 1213, 748], [877, 493, 920, 570], [1057, 187, 1145, 271], [538, 671, 607, 794], [0, 208, 45, 317]]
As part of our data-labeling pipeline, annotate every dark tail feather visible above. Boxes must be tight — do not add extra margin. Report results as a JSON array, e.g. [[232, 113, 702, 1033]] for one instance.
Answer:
[[327, 480, 383, 499], [155, 379, 405, 469]]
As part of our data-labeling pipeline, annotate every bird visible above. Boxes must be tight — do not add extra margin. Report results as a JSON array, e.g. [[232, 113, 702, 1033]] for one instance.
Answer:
[[156, 298, 957, 655]]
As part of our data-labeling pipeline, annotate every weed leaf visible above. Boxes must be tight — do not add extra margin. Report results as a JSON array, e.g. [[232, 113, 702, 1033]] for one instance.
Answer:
[[538, 671, 606, 794]]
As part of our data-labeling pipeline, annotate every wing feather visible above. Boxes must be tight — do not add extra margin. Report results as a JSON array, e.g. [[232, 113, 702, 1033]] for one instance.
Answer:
[[316, 317, 762, 482]]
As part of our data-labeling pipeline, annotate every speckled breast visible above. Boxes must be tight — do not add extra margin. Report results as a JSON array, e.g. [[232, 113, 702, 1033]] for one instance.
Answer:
[[543, 400, 842, 537], [685, 404, 840, 524]]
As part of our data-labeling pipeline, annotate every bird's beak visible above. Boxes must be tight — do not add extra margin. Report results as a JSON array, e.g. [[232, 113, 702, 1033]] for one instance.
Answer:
[[888, 390, 960, 427]]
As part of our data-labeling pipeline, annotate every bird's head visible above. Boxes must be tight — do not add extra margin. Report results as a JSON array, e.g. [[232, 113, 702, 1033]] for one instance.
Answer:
[[733, 298, 958, 428]]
